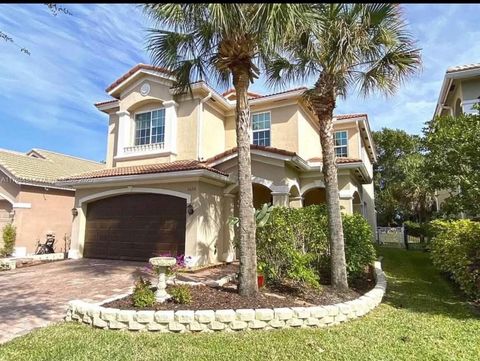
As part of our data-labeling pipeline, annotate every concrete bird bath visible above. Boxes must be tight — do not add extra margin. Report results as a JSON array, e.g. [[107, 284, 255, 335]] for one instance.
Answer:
[[149, 257, 177, 303]]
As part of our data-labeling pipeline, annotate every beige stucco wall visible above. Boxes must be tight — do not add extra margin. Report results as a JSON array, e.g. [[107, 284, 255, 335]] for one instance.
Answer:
[[202, 103, 226, 160], [460, 77, 480, 101], [298, 107, 322, 161], [106, 113, 119, 168], [13, 186, 75, 255]]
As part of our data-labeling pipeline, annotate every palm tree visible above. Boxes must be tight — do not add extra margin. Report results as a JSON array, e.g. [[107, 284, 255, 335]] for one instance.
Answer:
[[143, 4, 310, 296], [266, 4, 421, 290]]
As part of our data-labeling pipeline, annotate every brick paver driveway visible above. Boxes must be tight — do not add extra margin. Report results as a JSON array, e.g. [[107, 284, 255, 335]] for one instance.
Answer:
[[0, 259, 150, 344]]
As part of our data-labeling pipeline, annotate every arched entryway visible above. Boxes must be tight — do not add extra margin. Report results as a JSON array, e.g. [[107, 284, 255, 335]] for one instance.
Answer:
[[352, 191, 363, 215], [83, 193, 186, 261], [252, 183, 273, 209], [303, 187, 326, 207]]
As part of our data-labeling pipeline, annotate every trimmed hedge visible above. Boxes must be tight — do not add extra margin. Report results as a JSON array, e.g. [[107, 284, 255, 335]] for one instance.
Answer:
[[429, 220, 480, 300], [256, 205, 376, 287]]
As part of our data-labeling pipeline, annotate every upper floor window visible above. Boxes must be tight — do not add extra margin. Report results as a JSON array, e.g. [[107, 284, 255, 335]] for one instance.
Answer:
[[252, 112, 271, 146], [334, 131, 348, 157], [134, 109, 165, 146]]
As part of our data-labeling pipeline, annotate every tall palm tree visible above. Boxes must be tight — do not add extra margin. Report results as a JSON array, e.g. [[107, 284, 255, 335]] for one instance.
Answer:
[[143, 4, 310, 296], [266, 4, 421, 290]]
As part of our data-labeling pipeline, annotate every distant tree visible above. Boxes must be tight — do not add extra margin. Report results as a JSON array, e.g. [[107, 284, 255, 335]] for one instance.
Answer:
[[1, 4, 71, 55], [373, 128, 435, 225], [423, 111, 480, 218]]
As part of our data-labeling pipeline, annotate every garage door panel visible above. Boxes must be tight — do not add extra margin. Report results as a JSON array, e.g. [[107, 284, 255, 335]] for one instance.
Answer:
[[84, 193, 186, 261]]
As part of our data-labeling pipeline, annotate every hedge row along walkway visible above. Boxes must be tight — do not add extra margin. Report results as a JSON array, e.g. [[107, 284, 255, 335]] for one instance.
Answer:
[[0, 249, 479, 360]]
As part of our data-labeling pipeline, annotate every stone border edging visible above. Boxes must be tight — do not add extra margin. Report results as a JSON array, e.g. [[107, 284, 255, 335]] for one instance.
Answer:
[[0, 253, 65, 270], [65, 260, 386, 333]]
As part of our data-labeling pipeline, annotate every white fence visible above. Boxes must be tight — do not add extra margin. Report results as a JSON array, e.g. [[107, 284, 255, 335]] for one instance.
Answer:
[[376, 226, 405, 248]]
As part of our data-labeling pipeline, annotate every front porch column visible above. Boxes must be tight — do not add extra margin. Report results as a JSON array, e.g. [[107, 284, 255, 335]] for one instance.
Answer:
[[68, 204, 86, 259], [289, 196, 303, 208], [272, 192, 290, 207], [116, 110, 131, 158], [221, 194, 236, 262], [339, 197, 353, 215]]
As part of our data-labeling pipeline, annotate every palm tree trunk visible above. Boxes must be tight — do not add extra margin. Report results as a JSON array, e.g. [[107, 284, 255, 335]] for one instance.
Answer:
[[311, 73, 349, 291], [233, 69, 258, 296]]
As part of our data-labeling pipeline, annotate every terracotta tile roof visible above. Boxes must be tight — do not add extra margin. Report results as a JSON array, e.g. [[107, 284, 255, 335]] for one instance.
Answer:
[[205, 144, 297, 165], [61, 160, 227, 181], [0, 148, 104, 187], [308, 157, 362, 164], [94, 99, 119, 107], [105, 64, 172, 93], [334, 113, 367, 120], [252, 87, 307, 100], [222, 88, 263, 99], [446, 63, 480, 73]]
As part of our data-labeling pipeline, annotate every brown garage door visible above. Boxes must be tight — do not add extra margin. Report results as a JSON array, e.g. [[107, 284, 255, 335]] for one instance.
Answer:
[[84, 193, 186, 261]]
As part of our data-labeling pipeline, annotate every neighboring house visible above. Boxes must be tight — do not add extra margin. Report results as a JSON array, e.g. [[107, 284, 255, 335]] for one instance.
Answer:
[[60, 64, 377, 266], [433, 63, 480, 213], [0, 148, 104, 255]]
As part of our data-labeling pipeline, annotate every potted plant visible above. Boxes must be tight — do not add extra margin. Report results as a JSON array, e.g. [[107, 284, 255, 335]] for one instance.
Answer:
[[257, 262, 266, 288]]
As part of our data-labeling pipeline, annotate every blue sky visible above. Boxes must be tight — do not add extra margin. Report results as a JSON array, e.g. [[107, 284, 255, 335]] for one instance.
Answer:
[[0, 4, 479, 162]]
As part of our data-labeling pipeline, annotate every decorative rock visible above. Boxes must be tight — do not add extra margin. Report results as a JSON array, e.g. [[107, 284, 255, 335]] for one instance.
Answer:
[[188, 321, 206, 332], [82, 315, 92, 325], [255, 308, 274, 321], [109, 320, 127, 330], [318, 316, 334, 325], [195, 310, 215, 323], [286, 318, 303, 327], [215, 309, 236, 323], [305, 317, 320, 327], [101, 308, 119, 321], [248, 320, 267, 329], [128, 320, 145, 331], [86, 305, 100, 318], [269, 319, 285, 328], [175, 310, 195, 324], [117, 310, 136, 322], [93, 317, 108, 328], [338, 303, 351, 315], [154, 311, 175, 323], [309, 306, 328, 318], [236, 309, 255, 322], [168, 321, 186, 332], [274, 308, 293, 320], [324, 305, 339, 316], [230, 320, 248, 331], [209, 321, 226, 331], [292, 307, 310, 319], [334, 313, 348, 323], [147, 322, 166, 332], [136, 311, 155, 323]]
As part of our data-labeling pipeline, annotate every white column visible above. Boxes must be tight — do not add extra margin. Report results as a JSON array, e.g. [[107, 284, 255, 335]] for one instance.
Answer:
[[222, 194, 236, 262], [116, 110, 131, 158], [272, 192, 290, 207], [163, 100, 178, 154]]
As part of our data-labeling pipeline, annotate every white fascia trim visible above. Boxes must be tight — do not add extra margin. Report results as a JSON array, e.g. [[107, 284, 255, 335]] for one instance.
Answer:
[[338, 162, 372, 183], [78, 186, 192, 206], [333, 116, 366, 124], [12, 202, 31, 209], [434, 77, 453, 117], [57, 169, 229, 187], [0, 191, 16, 205], [249, 89, 306, 105], [95, 101, 119, 112], [188, 82, 232, 110], [358, 118, 377, 163]]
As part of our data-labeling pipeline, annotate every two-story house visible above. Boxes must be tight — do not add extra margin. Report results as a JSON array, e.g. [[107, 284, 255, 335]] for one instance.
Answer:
[[60, 64, 377, 266], [433, 63, 480, 212]]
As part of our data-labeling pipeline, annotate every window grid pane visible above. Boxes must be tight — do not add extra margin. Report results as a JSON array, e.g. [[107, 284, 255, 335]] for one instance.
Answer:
[[334, 131, 348, 157], [135, 109, 166, 146], [135, 113, 151, 145], [151, 109, 165, 144], [252, 112, 271, 146]]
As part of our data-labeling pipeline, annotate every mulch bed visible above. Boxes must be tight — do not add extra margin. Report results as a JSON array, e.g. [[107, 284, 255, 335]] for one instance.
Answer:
[[103, 268, 375, 311]]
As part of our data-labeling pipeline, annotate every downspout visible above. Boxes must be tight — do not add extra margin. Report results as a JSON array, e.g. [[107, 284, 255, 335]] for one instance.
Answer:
[[196, 92, 213, 161]]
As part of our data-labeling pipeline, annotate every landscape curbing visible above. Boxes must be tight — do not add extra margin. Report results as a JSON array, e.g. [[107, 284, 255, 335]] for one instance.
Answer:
[[65, 260, 386, 333]]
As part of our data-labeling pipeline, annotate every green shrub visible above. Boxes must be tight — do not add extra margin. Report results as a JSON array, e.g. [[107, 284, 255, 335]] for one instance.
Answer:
[[132, 277, 155, 307], [404, 221, 435, 242], [170, 285, 192, 304], [256, 205, 376, 286], [343, 213, 377, 277], [429, 220, 480, 300], [1, 223, 16, 257]]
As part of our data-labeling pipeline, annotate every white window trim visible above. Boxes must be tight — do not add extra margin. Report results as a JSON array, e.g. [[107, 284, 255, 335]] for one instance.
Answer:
[[334, 130, 349, 158], [251, 110, 272, 147], [115, 101, 178, 160], [133, 107, 166, 147]]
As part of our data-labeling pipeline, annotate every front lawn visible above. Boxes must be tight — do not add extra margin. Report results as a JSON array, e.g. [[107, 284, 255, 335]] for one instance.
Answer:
[[1, 248, 479, 361]]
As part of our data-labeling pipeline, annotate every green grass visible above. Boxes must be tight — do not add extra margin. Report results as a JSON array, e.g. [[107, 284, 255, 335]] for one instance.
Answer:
[[1, 249, 479, 361]]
